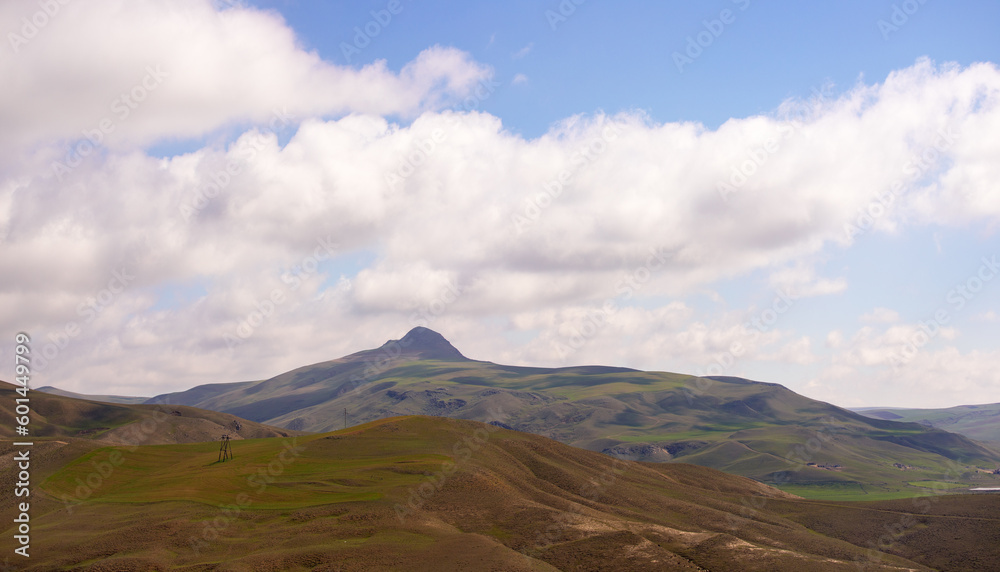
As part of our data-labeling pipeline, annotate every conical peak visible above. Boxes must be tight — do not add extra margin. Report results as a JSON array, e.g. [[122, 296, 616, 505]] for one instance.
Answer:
[[390, 327, 466, 360]]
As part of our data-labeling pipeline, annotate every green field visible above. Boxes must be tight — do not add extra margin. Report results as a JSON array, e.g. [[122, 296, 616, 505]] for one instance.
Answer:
[[907, 480, 972, 490], [43, 424, 449, 509], [7, 415, 999, 571], [775, 483, 931, 501]]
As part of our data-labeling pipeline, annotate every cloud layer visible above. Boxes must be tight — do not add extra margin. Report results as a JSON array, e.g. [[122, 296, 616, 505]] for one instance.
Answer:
[[2, 1, 999, 406]]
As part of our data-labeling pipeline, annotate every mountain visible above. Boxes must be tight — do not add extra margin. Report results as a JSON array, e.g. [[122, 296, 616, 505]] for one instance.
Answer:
[[22, 415, 995, 571], [855, 403, 1000, 444], [0, 380, 296, 446], [146, 328, 1000, 499], [35, 385, 148, 404]]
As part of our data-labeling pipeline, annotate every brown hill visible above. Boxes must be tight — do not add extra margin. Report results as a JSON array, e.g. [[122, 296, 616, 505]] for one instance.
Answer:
[[8, 415, 954, 571], [0, 380, 296, 446]]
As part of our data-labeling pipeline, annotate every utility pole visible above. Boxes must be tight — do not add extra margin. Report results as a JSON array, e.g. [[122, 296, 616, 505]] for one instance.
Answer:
[[344, 408, 347, 430]]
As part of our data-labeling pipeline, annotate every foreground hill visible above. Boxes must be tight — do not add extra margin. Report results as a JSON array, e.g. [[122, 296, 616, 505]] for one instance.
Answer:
[[0, 381, 295, 446], [147, 328, 1000, 499], [14, 415, 976, 571], [856, 403, 1000, 445]]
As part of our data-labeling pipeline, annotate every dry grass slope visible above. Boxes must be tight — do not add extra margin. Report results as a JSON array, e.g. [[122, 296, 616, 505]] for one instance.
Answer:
[[3, 415, 957, 571]]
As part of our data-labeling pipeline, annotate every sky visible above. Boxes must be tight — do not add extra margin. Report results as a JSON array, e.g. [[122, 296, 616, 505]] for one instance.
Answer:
[[1, 0, 999, 408]]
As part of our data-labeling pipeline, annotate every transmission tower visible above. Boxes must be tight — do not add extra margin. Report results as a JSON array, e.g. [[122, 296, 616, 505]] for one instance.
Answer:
[[218, 434, 233, 462]]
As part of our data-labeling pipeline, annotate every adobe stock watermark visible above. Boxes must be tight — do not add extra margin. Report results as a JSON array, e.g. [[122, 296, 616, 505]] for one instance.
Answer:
[[453, 73, 502, 114], [384, 129, 445, 191], [550, 246, 670, 361], [854, 459, 965, 571], [56, 408, 172, 514], [340, 0, 404, 63], [188, 437, 306, 555], [533, 457, 632, 548], [33, 266, 136, 372], [718, 84, 833, 202], [386, 72, 503, 191], [877, 0, 931, 41], [545, 0, 586, 31], [511, 121, 623, 234], [344, 279, 464, 396], [717, 120, 802, 202], [394, 408, 507, 523], [725, 416, 854, 531], [844, 125, 959, 242], [684, 288, 798, 403], [6, 0, 72, 54], [223, 237, 338, 352], [672, 0, 750, 73], [50, 65, 169, 181], [888, 254, 998, 372], [180, 107, 294, 221]]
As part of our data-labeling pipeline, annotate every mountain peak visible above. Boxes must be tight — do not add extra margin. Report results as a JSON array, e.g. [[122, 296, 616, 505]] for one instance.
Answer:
[[389, 327, 466, 360]]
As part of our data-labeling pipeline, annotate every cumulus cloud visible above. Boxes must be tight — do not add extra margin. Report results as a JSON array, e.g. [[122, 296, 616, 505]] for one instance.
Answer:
[[799, 316, 1000, 408], [512, 42, 533, 59], [0, 0, 492, 154], [769, 264, 847, 299], [860, 307, 901, 324], [807, 344, 1000, 409], [2, 1, 1000, 401], [973, 310, 999, 322]]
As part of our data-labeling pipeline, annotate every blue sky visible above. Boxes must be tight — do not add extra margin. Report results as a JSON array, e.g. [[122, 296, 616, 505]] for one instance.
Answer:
[[2, 0, 999, 408], [267, 0, 1000, 135]]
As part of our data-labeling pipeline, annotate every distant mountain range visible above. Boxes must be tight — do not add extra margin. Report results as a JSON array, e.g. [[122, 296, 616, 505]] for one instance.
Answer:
[[855, 404, 1000, 444], [86, 326, 994, 499], [34, 385, 148, 404]]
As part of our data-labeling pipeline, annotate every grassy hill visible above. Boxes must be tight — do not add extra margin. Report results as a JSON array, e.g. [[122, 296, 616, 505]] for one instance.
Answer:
[[35, 385, 148, 404], [144, 328, 1000, 500], [0, 381, 296, 446], [11, 415, 978, 571], [856, 403, 1000, 445]]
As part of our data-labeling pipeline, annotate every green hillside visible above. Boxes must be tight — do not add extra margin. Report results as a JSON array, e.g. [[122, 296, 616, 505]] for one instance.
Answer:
[[18, 415, 969, 571], [145, 328, 1000, 499]]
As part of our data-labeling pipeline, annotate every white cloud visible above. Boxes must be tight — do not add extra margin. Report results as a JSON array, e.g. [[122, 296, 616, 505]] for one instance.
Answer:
[[0, 0, 492, 154], [512, 73, 529, 85], [758, 336, 817, 365], [512, 42, 533, 59], [769, 264, 847, 298], [3, 24, 1000, 397], [807, 345, 1000, 408], [860, 307, 901, 324], [825, 330, 844, 349], [973, 310, 999, 322]]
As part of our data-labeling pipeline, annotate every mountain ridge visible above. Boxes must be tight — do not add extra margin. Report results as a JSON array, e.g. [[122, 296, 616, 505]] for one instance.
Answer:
[[855, 402, 1000, 444], [143, 327, 1000, 498]]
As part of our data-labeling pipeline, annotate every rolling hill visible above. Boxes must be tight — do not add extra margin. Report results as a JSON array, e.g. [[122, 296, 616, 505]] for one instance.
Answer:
[[0, 381, 295, 446], [855, 403, 1000, 445], [13, 415, 994, 571], [146, 327, 1000, 499], [34, 385, 148, 404]]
